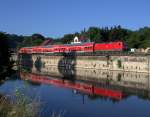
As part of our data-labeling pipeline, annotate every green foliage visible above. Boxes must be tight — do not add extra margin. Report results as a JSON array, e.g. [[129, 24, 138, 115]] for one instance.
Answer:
[[117, 73, 122, 81], [126, 27, 150, 48], [86, 27, 102, 42], [18, 33, 45, 48], [2, 26, 150, 49], [31, 33, 45, 40], [53, 26, 150, 49], [57, 25, 131, 44], [61, 34, 75, 44], [117, 59, 122, 68], [108, 25, 129, 41], [7, 34, 24, 48], [0, 88, 39, 117], [0, 32, 12, 76]]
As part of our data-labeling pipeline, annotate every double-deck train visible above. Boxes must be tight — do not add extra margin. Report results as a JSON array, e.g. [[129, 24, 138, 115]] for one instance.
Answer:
[[19, 41, 127, 54]]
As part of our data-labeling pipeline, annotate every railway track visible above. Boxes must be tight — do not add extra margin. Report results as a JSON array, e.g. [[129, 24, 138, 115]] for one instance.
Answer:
[[21, 51, 149, 57]]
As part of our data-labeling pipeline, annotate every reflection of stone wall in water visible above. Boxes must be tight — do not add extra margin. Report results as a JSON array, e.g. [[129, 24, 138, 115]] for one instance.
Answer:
[[28, 65, 150, 100], [31, 64, 150, 92]]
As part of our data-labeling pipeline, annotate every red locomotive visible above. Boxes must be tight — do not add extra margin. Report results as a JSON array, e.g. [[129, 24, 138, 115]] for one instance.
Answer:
[[19, 41, 126, 54]]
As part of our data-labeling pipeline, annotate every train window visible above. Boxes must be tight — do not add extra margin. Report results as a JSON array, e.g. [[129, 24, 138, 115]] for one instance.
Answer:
[[118, 43, 122, 46], [85, 46, 92, 49]]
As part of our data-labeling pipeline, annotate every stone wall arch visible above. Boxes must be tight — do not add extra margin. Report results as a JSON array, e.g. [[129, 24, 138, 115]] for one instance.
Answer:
[[145, 48, 150, 53]]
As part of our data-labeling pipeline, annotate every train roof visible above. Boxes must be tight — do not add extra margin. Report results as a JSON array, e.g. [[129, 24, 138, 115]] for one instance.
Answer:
[[41, 42, 94, 48], [39, 45, 53, 48], [21, 47, 33, 49], [64, 42, 93, 46]]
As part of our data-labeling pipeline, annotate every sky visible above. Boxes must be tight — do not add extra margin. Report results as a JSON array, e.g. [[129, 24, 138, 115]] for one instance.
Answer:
[[0, 0, 150, 37]]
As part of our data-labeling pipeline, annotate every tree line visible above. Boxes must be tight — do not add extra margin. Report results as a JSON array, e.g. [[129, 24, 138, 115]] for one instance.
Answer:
[[56, 26, 150, 49], [2, 26, 150, 50]]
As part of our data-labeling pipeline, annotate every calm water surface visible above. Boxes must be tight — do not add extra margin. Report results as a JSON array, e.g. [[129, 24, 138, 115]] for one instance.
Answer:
[[1, 70, 150, 117]]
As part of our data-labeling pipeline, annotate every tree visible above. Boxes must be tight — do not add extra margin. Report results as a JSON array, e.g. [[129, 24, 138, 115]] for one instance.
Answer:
[[18, 34, 45, 48], [109, 25, 129, 41], [86, 27, 102, 42], [31, 33, 45, 40], [0, 32, 12, 76], [61, 34, 75, 44], [126, 27, 150, 48]]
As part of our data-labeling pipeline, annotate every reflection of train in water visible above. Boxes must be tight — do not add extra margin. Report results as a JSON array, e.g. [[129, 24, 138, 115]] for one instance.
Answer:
[[19, 41, 126, 54], [20, 72, 123, 100]]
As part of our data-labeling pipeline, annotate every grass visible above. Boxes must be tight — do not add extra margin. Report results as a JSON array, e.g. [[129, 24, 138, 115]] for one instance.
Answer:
[[0, 88, 40, 117], [0, 87, 66, 117]]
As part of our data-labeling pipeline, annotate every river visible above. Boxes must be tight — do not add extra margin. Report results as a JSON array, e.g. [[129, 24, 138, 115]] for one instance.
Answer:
[[0, 63, 150, 117]]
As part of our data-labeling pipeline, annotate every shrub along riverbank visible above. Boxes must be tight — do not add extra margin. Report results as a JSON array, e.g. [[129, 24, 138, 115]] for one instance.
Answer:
[[0, 90, 39, 117], [0, 32, 14, 79]]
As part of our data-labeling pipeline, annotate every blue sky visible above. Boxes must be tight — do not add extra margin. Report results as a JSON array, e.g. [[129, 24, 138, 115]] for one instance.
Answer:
[[0, 0, 150, 37]]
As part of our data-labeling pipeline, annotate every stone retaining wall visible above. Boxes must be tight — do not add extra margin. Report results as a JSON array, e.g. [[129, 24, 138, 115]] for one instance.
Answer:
[[29, 54, 150, 73]]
